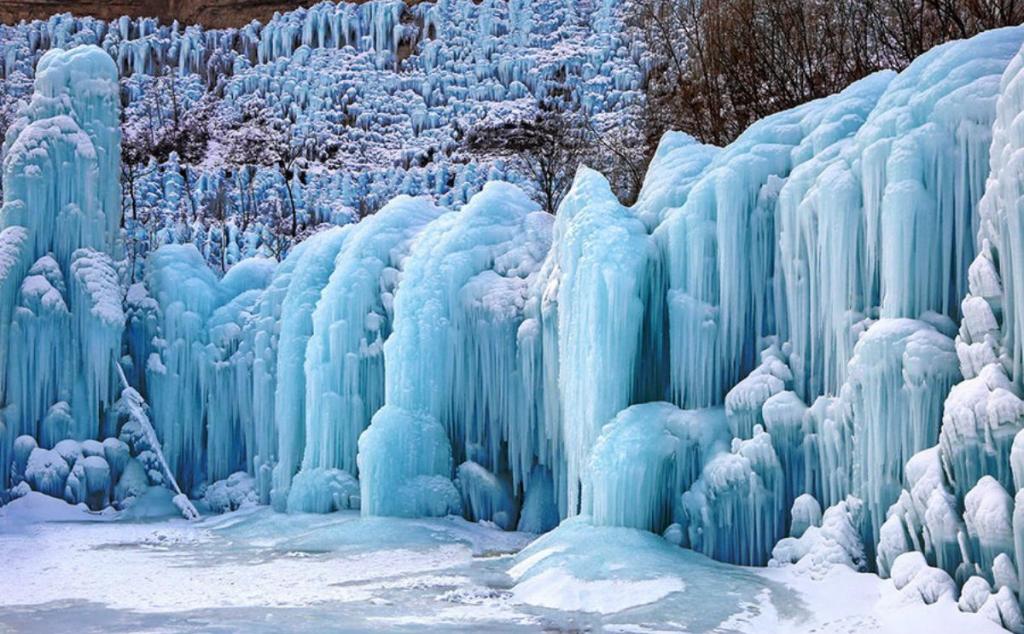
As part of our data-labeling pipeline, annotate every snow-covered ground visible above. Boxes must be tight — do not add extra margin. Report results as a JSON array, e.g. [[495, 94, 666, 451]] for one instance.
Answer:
[[0, 493, 1003, 633]]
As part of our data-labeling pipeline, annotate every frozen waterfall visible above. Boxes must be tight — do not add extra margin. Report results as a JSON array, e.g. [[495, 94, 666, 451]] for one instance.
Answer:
[[11, 25, 1024, 608]]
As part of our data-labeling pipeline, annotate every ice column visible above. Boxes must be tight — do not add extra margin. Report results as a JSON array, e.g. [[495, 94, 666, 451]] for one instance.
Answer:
[[270, 227, 348, 509], [359, 182, 552, 517], [291, 196, 442, 511], [0, 46, 123, 485]]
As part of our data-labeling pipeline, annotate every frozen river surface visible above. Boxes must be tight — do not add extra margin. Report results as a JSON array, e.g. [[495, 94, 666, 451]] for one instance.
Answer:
[[0, 493, 1004, 633]]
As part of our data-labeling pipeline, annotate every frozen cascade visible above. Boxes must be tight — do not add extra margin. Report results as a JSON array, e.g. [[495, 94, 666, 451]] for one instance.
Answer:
[[358, 182, 552, 518], [295, 196, 443, 509], [12, 23, 1024, 609], [843, 318, 960, 552], [8, 256, 70, 448], [143, 245, 223, 492], [269, 227, 348, 509], [548, 168, 650, 514], [145, 246, 275, 492], [0, 45, 123, 487], [237, 240, 314, 504], [204, 289, 262, 483], [778, 28, 1024, 401], [654, 71, 892, 410]]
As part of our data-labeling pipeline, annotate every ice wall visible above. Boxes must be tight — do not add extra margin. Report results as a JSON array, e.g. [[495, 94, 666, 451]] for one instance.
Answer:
[[0, 46, 123, 487], [576, 28, 1024, 576], [654, 71, 893, 410]]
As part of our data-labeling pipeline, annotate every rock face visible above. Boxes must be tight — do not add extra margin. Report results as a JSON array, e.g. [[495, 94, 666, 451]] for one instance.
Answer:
[[0, 0, 392, 29]]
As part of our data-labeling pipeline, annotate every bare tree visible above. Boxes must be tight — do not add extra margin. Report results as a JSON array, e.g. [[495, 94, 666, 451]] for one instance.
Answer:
[[628, 0, 1024, 149], [466, 101, 588, 214]]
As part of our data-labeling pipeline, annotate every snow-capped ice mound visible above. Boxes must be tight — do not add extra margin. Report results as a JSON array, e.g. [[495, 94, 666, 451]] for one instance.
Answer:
[[286, 467, 359, 514], [770, 496, 866, 579], [582, 402, 728, 534], [509, 515, 782, 625], [583, 403, 684, 532], [789, 494, 823, 539], [24, 447, 70, 498], [891, 553, 958, 604], [688, 430, 786, 565]]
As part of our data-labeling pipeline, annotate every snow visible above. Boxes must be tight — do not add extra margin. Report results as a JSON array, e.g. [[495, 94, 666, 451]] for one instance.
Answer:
[[512, 568, 685, 615], [0, 493, 1014, 633]]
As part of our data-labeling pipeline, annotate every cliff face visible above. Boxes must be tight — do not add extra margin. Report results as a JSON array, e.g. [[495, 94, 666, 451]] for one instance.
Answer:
[[0, 0, 340, 29]]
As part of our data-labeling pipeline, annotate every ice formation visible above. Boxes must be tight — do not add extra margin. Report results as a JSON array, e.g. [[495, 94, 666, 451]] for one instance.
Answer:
[[295, 195, 443, 510], [10, 5, 1024, 620], [0, 46, 125, 491], [0, 0, 648, 276], [358, 181, 551, 517]]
